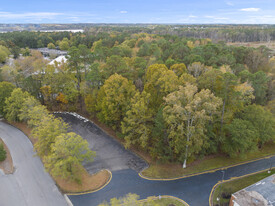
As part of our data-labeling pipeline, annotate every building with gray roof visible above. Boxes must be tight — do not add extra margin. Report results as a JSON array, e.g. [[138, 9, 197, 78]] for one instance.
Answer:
[[230, 174, 275, 206]]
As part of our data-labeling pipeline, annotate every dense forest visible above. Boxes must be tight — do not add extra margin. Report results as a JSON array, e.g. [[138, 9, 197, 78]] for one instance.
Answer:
[[0, 29, 274, 168], [1, 24, 275, 43]]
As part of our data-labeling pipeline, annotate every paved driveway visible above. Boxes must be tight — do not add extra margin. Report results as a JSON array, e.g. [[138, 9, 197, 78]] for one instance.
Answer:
[[55, 113, 275, 206], [0, 121, 68, 206], [69, 156, 275, 206], [55, 112, 148, 174]]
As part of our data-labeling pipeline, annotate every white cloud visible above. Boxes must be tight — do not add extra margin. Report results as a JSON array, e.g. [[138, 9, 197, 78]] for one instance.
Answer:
[[66, 16, 80, 22], [120, 11, 128, 14], [205, 15, 229, 20], [188, 15, 197, 18], [0, 12, 63, 19], [214, 17, 229, 20], [240, 8, 260, 12]]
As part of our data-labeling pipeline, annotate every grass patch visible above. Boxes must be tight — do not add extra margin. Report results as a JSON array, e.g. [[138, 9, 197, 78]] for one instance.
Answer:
[[0, 141, 6, 161], [0, 138, 13, 174], [142, 143, 275, 179], [8, 121, 111, 194], [56, 168, 110, 193], [80, 114, 275, 180], [142, 196, 187, 206], [100, 194, 187, 206], [212, 169, 275, 206]]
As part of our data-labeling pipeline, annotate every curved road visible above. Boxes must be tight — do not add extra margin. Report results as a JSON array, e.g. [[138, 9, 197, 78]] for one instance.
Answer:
[[0, 121, 68, 206], [56, 113, 275, 206], [69, 156, 275, 206]]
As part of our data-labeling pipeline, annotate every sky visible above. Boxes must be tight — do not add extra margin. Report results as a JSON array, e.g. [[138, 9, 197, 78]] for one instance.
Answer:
[[0, 0, 275, 24]]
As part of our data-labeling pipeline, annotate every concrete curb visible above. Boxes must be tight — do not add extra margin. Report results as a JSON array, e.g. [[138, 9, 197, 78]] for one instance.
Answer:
[[208, 167, 275, 206], [139, 195, 190, 206], [64, 194, 74, 206], [139, 154, 275, 181], [66, 169, 112, 196]]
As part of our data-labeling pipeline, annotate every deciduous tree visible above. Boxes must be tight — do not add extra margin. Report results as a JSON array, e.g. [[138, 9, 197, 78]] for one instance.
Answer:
[[144, 64, 179, 111], [170, 63, 187, 77], [121, 91, 154, 148], [163, 84, 222, 168], [4, 88, 30, 122], [32, 115, 68, 157], [45, 132, 95, 182], [238, 105, 275, 146], [96, 74, 136, 129], [0, 81, 15, 115], [222, 119, 258, 157]]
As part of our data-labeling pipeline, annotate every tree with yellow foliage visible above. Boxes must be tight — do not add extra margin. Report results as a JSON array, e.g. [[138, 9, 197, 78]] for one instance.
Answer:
[[163, 84, 222, 168], [96, 73, 136, 129]]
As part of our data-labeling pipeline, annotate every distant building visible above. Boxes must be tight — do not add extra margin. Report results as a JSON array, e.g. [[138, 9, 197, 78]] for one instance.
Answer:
[[48, 55, 67, 66], [230, 174, 275, 206], [35, 48, 68, 57]]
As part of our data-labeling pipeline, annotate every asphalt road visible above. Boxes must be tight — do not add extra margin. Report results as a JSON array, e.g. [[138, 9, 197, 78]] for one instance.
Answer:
[[55, 113, 275, 206], [69, 156, 275, 206], [0, 121, 68, 206], [55, 112, 148, 174]]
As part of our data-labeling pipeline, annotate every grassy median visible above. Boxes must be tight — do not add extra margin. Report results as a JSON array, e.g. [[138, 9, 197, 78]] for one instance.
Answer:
[[0, 138, 13, 174], [212, 169, 275, 205], [142, 197, 187, 206], [141, 143, 275, 179]]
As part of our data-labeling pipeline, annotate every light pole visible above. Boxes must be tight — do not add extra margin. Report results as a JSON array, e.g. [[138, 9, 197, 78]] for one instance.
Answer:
[[268, 159, 273, 173], [221, 170, 225, 182], [217, 170, 225, 206]]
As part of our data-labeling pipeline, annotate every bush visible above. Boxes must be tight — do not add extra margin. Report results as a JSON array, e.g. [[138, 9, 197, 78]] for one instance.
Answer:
[[0, 143, 7, 162]]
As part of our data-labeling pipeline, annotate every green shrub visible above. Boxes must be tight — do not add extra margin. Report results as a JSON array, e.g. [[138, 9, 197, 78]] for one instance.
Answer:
[[0, 143, 7, 162]]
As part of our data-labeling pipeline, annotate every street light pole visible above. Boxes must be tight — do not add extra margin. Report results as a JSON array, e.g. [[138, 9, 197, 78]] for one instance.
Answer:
[[269, 160, 273, 173], [217, 170, 225, 206], [221, 170, 225, 182]]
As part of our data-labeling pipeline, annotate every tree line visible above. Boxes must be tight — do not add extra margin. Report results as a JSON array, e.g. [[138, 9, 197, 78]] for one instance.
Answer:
[[0, 31, 274, 167], [1, 25, 275, 54], [0, 83, 95, 183]]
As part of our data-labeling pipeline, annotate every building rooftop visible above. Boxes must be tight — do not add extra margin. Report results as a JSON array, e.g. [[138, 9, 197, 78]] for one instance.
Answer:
[[48, 55, 67, 65], [35, 48, 68, 57], [232, 174, 275, 206]]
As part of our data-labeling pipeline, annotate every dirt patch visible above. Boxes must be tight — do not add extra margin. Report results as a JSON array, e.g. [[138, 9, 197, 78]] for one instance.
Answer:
[[0, 138, 13, 174], [56, 168, 111, 194]]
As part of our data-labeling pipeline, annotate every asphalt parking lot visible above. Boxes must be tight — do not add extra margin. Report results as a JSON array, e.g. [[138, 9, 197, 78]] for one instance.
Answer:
[[55, 112, 148, 174]]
